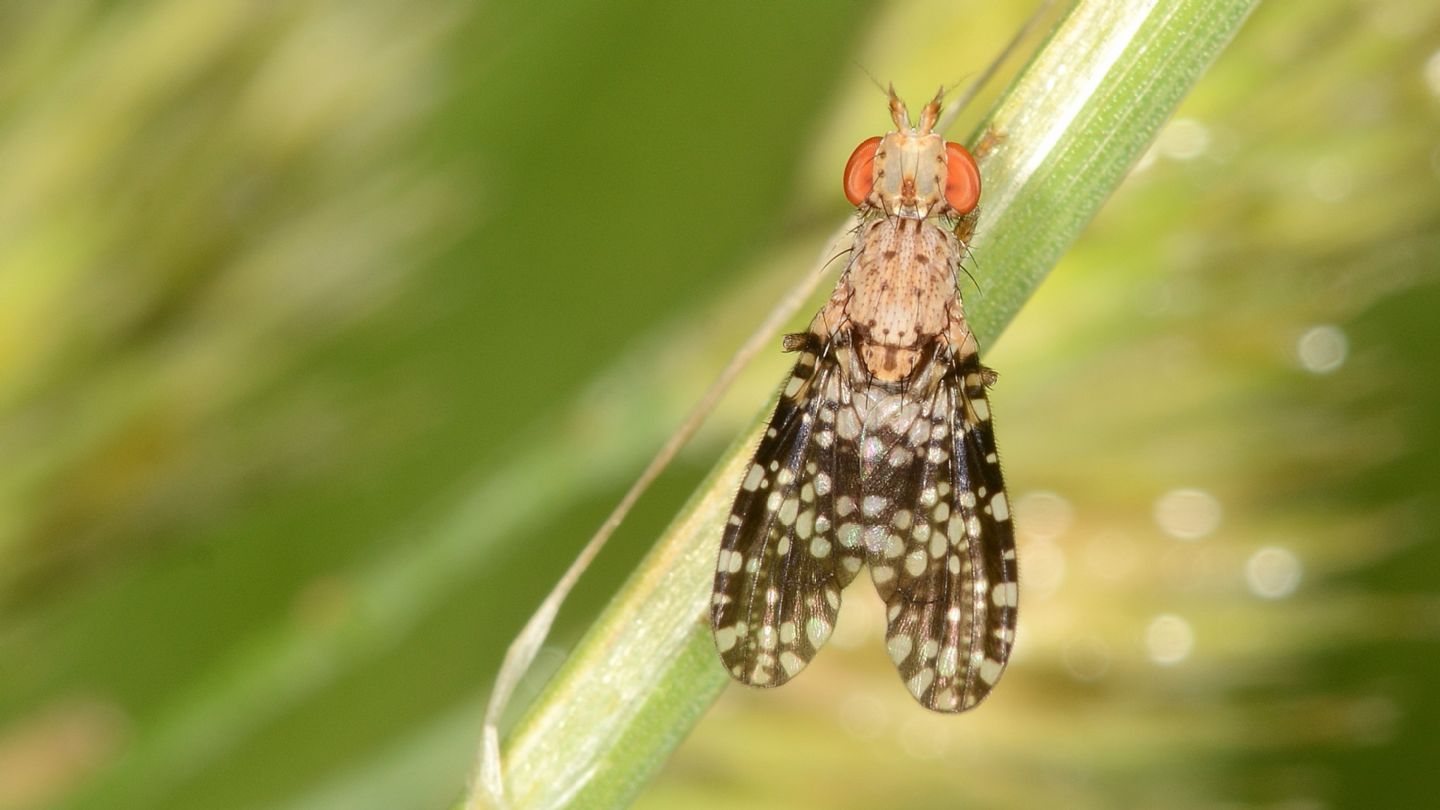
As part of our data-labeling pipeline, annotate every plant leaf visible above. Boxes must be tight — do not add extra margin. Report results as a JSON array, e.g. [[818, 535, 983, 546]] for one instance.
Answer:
[[475, 1, 1259, 807]]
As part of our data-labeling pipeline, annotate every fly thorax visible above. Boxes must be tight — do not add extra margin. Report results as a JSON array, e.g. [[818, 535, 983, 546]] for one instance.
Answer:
[[846, 218, 960, 383]]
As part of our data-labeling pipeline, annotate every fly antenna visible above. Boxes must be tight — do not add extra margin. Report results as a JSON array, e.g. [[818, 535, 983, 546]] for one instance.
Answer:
[[888, 83, 910, 130], [918, 86, 943, 134]]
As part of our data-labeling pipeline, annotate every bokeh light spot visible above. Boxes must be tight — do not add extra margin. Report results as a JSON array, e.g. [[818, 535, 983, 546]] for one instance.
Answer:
[[1297, 324, 1348, 374], [897, 717, 951, 760], [1245, 546, 1303, 599], [1153, 488, 1222, 540], [1145, 614, 1194, 666], [1016, 491, 1074, 541], [1156, 118, 1211, 160], [839, 693, 887, 740], [1019, 537, 1066, 601], [1424, 49, 1440, 99]]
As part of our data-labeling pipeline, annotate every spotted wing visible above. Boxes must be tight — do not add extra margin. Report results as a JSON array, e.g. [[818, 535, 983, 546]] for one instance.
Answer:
[[711, 338, 863, 688], [869, 349, 1017, 712]]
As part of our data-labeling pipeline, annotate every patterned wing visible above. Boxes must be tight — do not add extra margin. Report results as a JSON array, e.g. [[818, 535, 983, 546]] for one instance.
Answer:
[[711, 336, 863, 687], [868, 348, 1017, 712]]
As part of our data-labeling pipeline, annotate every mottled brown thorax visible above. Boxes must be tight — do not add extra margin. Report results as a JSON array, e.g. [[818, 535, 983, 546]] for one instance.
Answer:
[[843, 216, 960, 382]]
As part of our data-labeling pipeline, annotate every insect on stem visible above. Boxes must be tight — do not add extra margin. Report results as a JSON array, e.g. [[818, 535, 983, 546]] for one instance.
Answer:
[[471, 3, 1060, 799], [709, 90, 1017, 713]]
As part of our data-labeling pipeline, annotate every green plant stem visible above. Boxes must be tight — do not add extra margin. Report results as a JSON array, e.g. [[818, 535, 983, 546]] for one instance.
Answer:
[[474, 1, 1257, 807]]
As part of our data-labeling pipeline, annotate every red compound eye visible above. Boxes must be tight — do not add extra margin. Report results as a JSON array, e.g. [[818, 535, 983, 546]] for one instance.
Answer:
[[944, 141, 981, 214], [843, 136, 882, 206]]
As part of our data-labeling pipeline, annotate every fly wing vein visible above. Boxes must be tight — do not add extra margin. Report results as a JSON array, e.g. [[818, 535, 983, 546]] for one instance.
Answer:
[[876, 349, 1017, 712], [711, 345, 856, 687]]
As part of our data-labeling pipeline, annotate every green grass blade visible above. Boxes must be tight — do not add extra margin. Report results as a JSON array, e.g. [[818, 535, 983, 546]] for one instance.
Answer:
[[476, 1, 1258, 807]]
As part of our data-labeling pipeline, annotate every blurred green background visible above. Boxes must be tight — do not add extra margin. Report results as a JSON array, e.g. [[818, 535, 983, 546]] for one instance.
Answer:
[[2, 1, 1439, 808]]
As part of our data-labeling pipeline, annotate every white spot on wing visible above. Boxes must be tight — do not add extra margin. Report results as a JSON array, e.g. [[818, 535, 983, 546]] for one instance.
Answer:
[[742, 464, 765, 491], [992, 581, 1018, 607], [991, 491, 1010, 522]]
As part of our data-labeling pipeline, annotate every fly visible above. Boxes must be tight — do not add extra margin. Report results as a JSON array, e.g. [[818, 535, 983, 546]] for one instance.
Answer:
[[710, 88, 1017, 712]]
